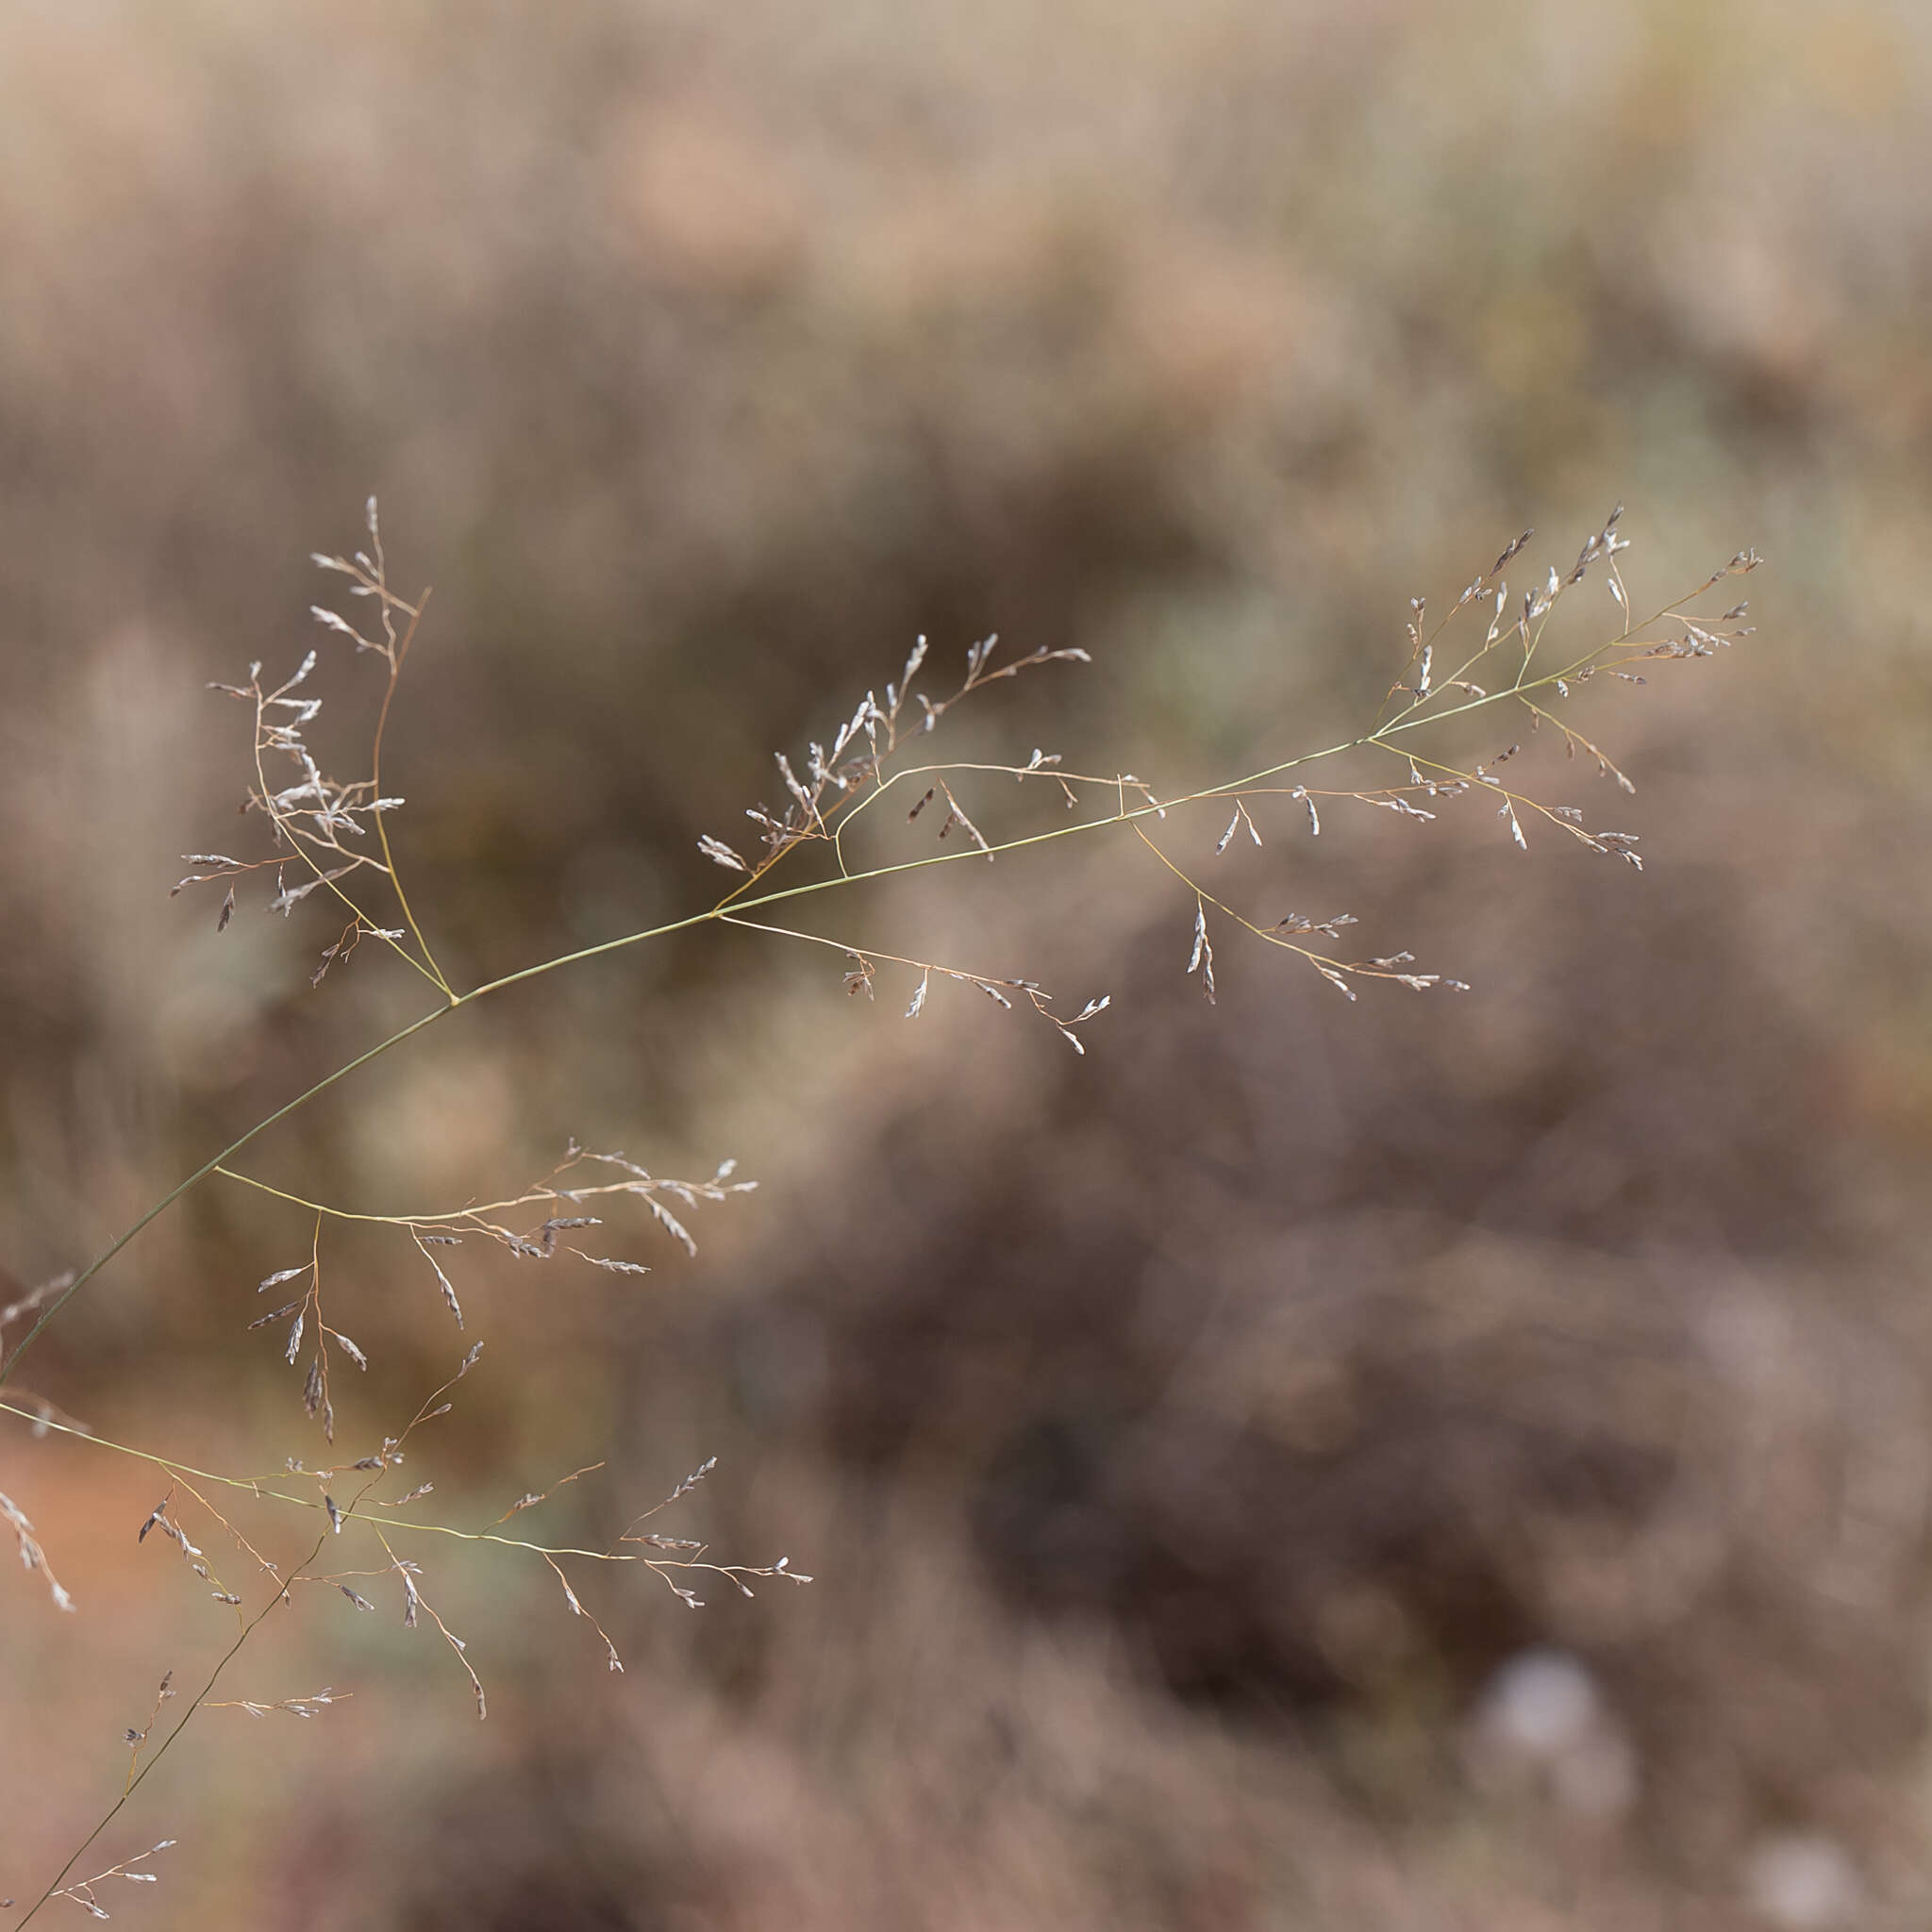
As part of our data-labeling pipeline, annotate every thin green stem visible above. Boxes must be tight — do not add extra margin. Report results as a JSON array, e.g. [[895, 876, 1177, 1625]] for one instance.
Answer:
[[0, 1395, 745, 1566], [211, 1162, 714, 1232], [0, 1006, 448, 1388], [369, 591, 454, 997], [14, 1521, 334, 1927]]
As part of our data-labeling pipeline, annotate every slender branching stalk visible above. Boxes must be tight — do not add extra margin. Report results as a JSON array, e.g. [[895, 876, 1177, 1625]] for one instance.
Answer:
[[0, 499, 1759, 1920]]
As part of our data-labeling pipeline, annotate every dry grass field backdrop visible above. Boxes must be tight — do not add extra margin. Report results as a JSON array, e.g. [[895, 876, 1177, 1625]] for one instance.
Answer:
[[3, 2, 1931, 1926]]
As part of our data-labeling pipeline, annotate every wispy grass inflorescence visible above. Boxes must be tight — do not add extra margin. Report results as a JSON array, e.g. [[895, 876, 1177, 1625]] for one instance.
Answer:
[[2, 1484, 75, 1614], [37, 1840, 175, 1923], [0, 499, 1759, 1921]]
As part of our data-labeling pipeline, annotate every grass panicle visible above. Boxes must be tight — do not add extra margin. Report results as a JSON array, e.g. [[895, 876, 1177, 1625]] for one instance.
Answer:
[[0, 501, 1759, 1922]]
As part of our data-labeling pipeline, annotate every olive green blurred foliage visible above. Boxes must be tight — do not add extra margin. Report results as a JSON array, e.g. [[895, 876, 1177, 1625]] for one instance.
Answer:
[[4, 0, 1932, 1924]]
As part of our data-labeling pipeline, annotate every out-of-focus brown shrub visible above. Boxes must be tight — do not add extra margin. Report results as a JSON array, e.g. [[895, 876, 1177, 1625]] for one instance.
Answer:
[[5, 1, 1932, 1925]]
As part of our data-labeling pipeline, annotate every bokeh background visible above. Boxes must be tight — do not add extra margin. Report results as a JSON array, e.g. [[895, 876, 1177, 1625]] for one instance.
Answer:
[[4, 1, 1931, 1925]]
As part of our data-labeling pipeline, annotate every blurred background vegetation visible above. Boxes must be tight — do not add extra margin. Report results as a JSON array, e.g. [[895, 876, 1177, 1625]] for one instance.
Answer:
[[4, 0, 1930, 1924]]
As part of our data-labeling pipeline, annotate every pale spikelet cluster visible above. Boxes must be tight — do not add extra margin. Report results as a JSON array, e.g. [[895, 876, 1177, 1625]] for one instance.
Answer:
[[228, 1137, 758, 1442], [706, 631, 1093, 874], [42, 1840, 177, 1921], [3, 1484, 75, 1613], [182, 500, 428, 988], [1150, 508, 1760, 1005], [138, 1493, 242, 1606]]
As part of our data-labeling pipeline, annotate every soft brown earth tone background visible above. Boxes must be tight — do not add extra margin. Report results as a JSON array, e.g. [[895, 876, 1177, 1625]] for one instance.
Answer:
[[4, 2, 1930, 1925]]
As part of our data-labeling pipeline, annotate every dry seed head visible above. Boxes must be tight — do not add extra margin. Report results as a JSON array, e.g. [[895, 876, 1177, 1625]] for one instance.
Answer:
[[10, 501, 1765, 1886], [696, 834, 747, 872], [1187, 905, 1217, 1005]]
